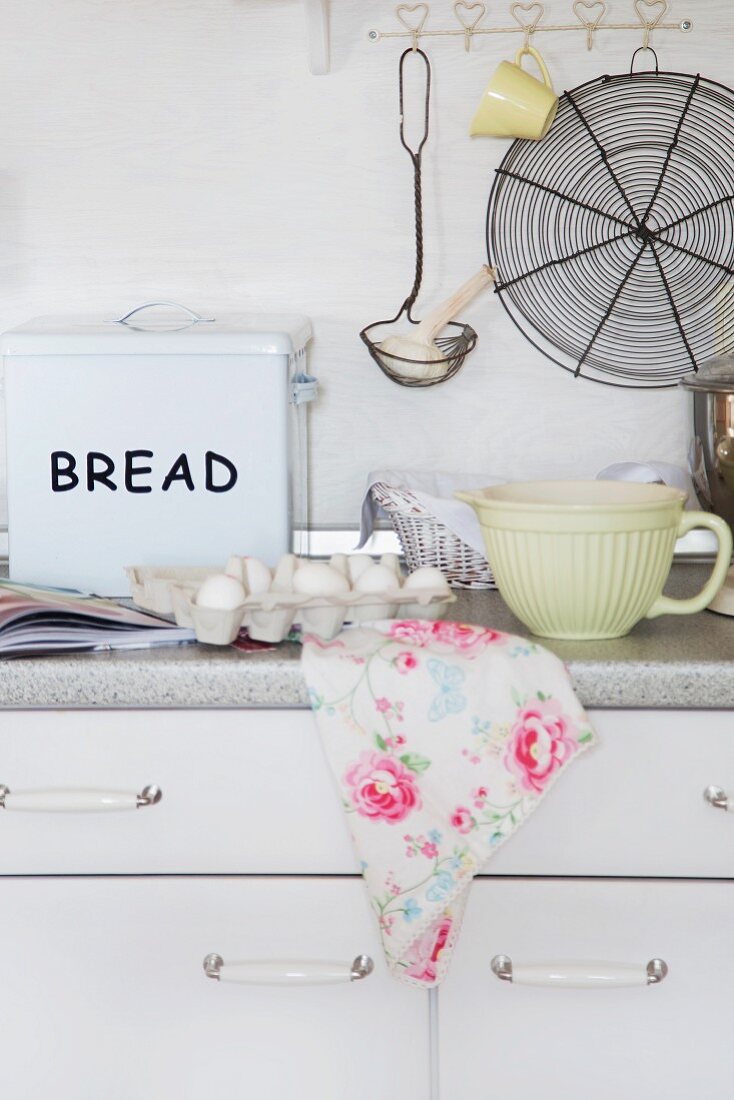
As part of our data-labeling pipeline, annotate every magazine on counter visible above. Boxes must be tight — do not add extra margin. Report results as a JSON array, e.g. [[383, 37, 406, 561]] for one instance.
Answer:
[[0, 580, 195, 658]]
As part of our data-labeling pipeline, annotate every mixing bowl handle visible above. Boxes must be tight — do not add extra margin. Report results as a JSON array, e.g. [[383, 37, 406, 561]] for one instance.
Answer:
[[646, 512, 733, 619]]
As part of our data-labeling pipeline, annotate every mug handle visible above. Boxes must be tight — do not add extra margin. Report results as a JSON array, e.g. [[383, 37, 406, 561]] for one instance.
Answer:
[[515, 45, 553, 89], [646, 512, 733, 619]]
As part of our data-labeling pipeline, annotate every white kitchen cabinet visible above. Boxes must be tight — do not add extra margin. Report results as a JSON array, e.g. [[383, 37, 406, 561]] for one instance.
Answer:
[[3, 704, 734, 1099], [0, 709, 355, 875], [439, 878, 734, 1099], [482, 708, 734, 879], [2, 708, 734, 878], [0, 875, 429, 1100]]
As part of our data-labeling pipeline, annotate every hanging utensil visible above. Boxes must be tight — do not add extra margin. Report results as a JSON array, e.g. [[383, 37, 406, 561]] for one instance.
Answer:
[[379, 265, 495, 379], [360, 48, 484, 388]]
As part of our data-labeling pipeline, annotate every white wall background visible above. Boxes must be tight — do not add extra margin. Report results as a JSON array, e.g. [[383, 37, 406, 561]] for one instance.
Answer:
[[0, 0, 725, 527]]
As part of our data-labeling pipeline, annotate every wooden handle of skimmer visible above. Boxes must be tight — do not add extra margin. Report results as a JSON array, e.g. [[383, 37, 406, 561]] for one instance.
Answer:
[[413, 266, 496, 345]]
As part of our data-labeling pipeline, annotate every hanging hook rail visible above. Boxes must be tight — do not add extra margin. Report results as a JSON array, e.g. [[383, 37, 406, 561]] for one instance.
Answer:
[[369, 1, 692, 49], [454, 2, 487, 51], [512, 3, 544, 50], [574, 1, 607, 51]]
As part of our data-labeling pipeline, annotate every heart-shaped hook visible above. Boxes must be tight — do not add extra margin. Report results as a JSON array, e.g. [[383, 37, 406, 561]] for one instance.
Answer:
[[510, 1, 544, 40], [454, 2, 486, 51], [573, 0, 607, 49], [634, 0, 667, 45], [396, 3, 429, 47], [454, 1, 486, 31]]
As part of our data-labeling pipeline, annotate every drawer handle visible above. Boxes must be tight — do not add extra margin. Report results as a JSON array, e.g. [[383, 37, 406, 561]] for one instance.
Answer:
[[704, 785, 731, 812], [0, 784, 162, 813], [202, 953, 374, 986], [490, 955, 668, 988]]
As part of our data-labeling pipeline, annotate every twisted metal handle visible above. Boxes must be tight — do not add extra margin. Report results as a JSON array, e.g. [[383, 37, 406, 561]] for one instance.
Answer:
[[398, 47, 431, 323]]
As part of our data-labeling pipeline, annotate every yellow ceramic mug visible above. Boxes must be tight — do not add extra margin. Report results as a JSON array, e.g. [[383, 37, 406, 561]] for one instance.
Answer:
[[469, 45, 558, 141], [457, 481, 733, 640]]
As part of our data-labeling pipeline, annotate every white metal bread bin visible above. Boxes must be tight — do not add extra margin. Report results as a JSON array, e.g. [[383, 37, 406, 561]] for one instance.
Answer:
[[1, 303, 315, 595]]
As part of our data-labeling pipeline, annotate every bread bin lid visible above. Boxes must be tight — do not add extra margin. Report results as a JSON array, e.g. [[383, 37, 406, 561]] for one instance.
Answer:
[[0, 304, 313, 357], [680, 355, 734, 393]]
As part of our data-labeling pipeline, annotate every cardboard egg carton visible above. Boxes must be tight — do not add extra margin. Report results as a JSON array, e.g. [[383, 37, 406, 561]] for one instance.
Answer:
[[127, 557, 455, 645], [170, 582, 456, 644], [125, 565, 218, 615]]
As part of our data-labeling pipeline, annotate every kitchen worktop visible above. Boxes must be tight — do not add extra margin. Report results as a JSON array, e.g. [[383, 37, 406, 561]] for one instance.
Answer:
[[0, 564, 731, 710]]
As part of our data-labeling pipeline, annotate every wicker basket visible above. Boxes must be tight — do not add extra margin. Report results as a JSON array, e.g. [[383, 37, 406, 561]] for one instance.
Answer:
[[370, 482, 496, 590]]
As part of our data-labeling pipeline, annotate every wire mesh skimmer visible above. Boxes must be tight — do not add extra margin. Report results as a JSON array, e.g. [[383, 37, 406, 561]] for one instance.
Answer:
[[361, 47, 478, 388], [487, 49, 734, 389]]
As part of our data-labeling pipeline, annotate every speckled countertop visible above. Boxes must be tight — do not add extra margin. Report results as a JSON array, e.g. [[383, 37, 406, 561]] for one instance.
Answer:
[[0, 564, 732, 710]]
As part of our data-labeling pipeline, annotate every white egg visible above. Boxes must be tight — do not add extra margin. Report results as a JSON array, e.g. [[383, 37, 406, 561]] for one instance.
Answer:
[[293, 562, 351, 597], [196, 573, 247, 610], [243, 557, 272, 595], [347, 554, 375, 584], [403, 567, 451, 594], [355, 563, 400, 593], [224, 555, 246, 584], [329, 553, 350, 578], [380, 553, 403, 581], [272, 554, 298, 592]]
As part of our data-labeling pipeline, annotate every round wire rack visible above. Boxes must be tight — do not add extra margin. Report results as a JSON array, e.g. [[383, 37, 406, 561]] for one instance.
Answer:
[[486, 51, 734, 389]]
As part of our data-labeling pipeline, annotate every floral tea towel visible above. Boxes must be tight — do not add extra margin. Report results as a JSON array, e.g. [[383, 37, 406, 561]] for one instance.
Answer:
[[302, 620, 596, 988]]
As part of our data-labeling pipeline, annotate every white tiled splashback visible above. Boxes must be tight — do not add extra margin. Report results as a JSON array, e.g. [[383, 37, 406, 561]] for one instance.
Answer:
[[0, 0, 720, 529]]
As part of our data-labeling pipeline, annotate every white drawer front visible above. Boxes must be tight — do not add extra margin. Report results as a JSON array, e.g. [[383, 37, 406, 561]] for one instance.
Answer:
[[483, 709, 734, 878], [440, 879, 734, 1099], [1, 708, 734, 877], [0, 709, 356, 874], [0, 876, 429, 1100]]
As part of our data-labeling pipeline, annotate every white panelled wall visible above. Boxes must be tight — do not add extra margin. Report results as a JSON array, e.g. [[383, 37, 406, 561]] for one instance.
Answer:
[[0, 0, 725, 527]]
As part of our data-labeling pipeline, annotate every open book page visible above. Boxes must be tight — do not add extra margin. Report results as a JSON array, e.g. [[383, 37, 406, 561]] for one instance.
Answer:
[[0, 581, 195, 657]]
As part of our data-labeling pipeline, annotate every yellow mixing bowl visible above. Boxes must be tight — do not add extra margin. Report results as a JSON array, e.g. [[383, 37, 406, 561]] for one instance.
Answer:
[[457, 481, 733, 640]]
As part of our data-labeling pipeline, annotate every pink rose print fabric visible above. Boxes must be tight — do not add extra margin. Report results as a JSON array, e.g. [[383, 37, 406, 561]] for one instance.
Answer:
[[345, 751, 422, 823], [506, 700, 578, 793], [302, 619, 596, 988]]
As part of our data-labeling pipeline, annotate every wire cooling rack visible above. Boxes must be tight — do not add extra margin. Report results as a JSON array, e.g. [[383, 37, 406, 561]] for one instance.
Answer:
[[486, 52, 734, 388]]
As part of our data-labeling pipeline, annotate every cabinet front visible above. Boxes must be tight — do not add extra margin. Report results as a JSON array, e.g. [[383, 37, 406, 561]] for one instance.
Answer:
[[0, 876, 429, 1100], [3, 709, 734, 879], [0, 710, 356, 875], [439, 879, 733, 1099]]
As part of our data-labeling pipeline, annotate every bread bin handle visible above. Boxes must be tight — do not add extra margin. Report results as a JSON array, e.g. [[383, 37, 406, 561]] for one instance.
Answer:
[[113, 302, 215, 326], [646, 511, 733, 619]]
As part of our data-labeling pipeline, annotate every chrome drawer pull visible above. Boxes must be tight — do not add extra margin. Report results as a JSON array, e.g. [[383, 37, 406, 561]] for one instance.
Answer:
[[202, 954, 374, 986], [0, 784, 162, 813], [491, 955, 668, 988], [704, 785, 731, 811]]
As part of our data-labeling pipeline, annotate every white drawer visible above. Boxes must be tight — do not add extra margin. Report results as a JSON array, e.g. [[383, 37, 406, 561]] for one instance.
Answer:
[[1, 708, 734, 878], [0, 709, 355, 875], [0, 876, 429, 1100], [483, 709, 734, 878], [440, 878, 734, 1099]]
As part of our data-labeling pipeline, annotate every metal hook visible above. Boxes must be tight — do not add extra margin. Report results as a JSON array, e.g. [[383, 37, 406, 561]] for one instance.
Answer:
[[633, 0, 667, 50], [573, 0, 607, 51], [453, 2, 487, 52], [510, 2, 544, 48], [630, 44, 660, 75], [396, 2, 429, 50]]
